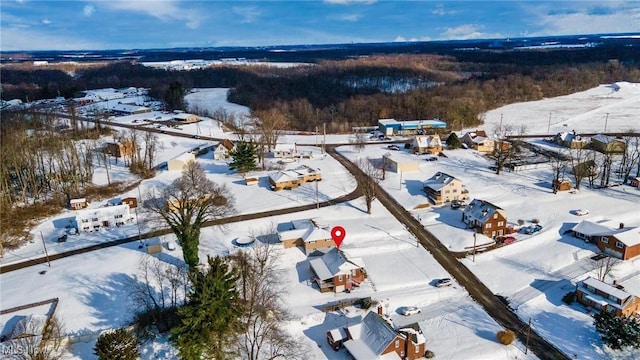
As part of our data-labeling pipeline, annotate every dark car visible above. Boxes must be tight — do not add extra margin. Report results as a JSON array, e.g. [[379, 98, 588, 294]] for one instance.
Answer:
[[387, 145, 400, 151], [57, 234, 67, 243], [425, 156, 438, 161]]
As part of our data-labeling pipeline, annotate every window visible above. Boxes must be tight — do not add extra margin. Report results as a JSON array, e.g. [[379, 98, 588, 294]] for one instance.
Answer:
[[452, 189, 458, 193], [486, 223, 492, 229], [493, 214, 498, 219], [416, 345, 420, 353], [114, 214, 123, 219], [609, 295, 618, 302], [338, 275, 343, 282], [395, 340, 400, 348], [92, 218, 98, 222], [445, 190, 450, 194], [81, 219, 89, 223], [601, 237, 609, 244], [615, 241, 624, 249], [498, 221, 504, 227]]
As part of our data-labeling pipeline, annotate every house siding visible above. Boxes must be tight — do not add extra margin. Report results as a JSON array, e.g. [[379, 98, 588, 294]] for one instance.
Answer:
[[597, 235, 640, 261]]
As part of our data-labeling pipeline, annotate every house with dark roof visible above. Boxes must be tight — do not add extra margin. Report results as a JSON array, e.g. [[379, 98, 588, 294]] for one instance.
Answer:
[[462, 199, 508, 238], [575, 277, 640, 317], [309, 248, 366, 293], [422, 172, 469, 205], [553, 131, 588, 149], [571, 220, 640, 260], [328, 310, 427, 359]]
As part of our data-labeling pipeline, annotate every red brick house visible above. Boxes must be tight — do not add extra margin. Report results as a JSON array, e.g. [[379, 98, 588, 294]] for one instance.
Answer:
[[575, 277, 640, 317], [630, 177, 640, 188], [329, 310, 426, 360], [462, 199, 508, 238], [571, 220, 640, 260], [309, 248, 366, 293]]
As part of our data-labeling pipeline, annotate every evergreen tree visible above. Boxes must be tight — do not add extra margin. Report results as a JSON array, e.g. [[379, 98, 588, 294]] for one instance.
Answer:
[[171, 256, 241, 360], [594, 311, 640, 349], [94, 328, 139, 360], [446, 132, 462, 149], [229, 141, 257, 174]]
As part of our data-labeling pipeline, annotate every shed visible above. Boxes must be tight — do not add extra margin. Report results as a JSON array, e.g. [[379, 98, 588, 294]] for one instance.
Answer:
[[167, 152, 196, 171], [552, 179, 572, 191], [146, 238, 163, 255], [382, 154, 419, 173], [69, 198, 87, 210], [244, 176, 259, 186]]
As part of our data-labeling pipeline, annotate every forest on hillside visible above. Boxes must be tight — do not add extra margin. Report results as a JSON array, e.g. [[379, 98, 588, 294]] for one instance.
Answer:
[[2, 47, 640, 133]]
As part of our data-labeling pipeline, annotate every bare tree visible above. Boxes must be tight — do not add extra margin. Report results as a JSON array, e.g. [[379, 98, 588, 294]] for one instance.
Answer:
[[487, 124, 521, 175], [356, 157, 382, 214], [253, 109, 288, 153], [599, 152, 614, 188], [569, 147, 595, 190], [9, 315, 66, 360], [592, 254, 622, 282], [350, 133, 368, 153], [619, 132, 640, 183], [145, 161, 235, 267], [228, 232, 307, 360], [550, 149, 570, 193]]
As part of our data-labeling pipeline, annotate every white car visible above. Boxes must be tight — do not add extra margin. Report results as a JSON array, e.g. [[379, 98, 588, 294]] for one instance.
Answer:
[[401, 306, 421, 316], [574, 209, 590, 216], [435, 278, 453, 287]]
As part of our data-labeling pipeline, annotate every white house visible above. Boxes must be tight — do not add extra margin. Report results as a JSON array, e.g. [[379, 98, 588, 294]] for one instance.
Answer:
[[273, 143, 298, 158], [75, 204, 133, 233], [167, 152, 196, 171], [213, 139, 235, 160]]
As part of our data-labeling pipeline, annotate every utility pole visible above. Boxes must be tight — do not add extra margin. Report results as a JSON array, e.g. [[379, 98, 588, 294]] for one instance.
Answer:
[[316, 178, 319, 209], [136, 185, 143, 248], [315, 126, 318, 148], [604, 113, 609, 132], [472, 232, 477, 262], [547, 112, 552, 134], [525, 317, 532, 354], [322, 123, 326, 154], [499, 113, 503, 134], [40, 232, 51, 267]]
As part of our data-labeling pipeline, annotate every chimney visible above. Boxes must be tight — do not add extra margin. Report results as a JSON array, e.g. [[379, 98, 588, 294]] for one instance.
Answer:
[[404, 332, 415, 360], [613, 279, 618, 286], [377, 305, 383, 315], [619, 223, 624, 229]]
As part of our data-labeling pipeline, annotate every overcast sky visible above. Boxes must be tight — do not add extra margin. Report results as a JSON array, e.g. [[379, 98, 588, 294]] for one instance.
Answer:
[[1, 0, 639, 51]]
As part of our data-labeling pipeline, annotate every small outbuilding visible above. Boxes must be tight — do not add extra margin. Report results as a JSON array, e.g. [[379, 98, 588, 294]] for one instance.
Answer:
[[552, 179, 572, 192], [69, 198, 87, 210], [167, 152, 196, 171]]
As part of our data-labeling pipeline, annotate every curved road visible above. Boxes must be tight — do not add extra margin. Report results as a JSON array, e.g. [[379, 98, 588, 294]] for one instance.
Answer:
[[327, 145, 569, 360]]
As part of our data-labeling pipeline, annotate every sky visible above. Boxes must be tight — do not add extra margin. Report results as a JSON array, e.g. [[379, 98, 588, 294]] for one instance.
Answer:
[[1, 0, 640, 51]]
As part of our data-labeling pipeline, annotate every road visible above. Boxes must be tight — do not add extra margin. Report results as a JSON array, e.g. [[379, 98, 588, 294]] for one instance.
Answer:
[[327, 146, 569, 360]]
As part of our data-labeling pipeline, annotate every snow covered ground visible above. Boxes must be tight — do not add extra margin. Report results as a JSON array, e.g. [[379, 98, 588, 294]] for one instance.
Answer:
[[1, 82, 639, 360]]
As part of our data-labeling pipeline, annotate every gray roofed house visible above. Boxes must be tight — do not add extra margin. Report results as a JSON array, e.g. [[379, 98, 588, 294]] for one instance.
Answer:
[[462, 199, 508, 239], [422, 172, 469, 205], [309, 248, 366, 293]]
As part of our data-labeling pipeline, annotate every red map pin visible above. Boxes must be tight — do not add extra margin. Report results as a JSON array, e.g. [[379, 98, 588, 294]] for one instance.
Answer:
[[331, 226, 346, 248]]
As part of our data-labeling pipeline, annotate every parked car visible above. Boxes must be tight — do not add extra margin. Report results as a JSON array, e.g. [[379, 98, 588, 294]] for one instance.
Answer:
[[401, 306, 421, 316], [57, 234, 67, 243], [387, 144, 400, 151], [425, 156, 438, 161], [502, 236, 516, 244], [450, 200, 467, 209], [435, 278, 453, 287], [574, 209, 590, 216]]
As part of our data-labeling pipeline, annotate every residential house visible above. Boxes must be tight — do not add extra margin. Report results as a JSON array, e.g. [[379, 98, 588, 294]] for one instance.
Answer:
[[278, 218, 334, 255], [422, 172, 469, 205], [213, 139, 235, 160], [167, 152, 196, 171], [553, 131, 588, 149], [309, 248, 366, 293], [74, 204, 133, 233], [571, 220, 640, 260], [69, 198, 87, 210], [329, 310, 427, 360], [411, 135, 442, 155], [462, 199, 508, 238], [273, 143, 298, 158], [105, 140, 136, 158], [268, 165, 321, 191], [591, 134, 626, 154], [461, 130, 495, 152], [382, 154, 420, 173], [122, 197, 138, 208], [552, 179, 572, 192], [630, 177, 640, 188], [575, 277, 640, 317], [572, 160, 598, 178]]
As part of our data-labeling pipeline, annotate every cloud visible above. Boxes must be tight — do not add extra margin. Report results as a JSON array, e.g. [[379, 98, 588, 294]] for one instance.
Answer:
[[432, 4, 456, 16], [337, 13, 361, 22], [83, 5, 95, 17], [394, 35, 432, 42], [441, 24, 503, 40], [531, 3, 640, 36], [1, 27, 101, 51], [324, 0, 376, 5], [41, 18, 51, 25], [98, 0, 204, 29], [231, 6, 261, 23]]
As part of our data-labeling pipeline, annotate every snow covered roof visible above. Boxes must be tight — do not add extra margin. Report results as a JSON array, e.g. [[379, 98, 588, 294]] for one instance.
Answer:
[[278, 218, 332, 243], [592, 134, 624, 144], [274, 143, 297, 151], [344, 312, 400, 360], [580, 277, 634, 304], [471, 136, 489, 144], [309, 248, 364, 281], [329, 327, 347, 342], [463, 199, 504, 222], [75, 204, 130, 219], [69, 198, 86, 204], [571, 220, 612, 236], [110, 103, 150, 113], [172, 152, 196, 162], [614, 228, 640, 247], [423, 172, 460, 191], [268, 170, 300, 183], [572, 220, 639, 245], [413, 135, 442, 148]]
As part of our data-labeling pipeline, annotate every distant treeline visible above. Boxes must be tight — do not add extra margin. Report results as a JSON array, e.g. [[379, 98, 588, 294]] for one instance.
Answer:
[[2, 50, 640, 132]]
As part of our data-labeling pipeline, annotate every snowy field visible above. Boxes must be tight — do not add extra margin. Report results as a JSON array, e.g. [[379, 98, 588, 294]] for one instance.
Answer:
[[1, 82, 640, 360]]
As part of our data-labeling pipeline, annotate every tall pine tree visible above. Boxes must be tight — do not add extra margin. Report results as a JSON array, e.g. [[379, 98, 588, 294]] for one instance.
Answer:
[[594, 311, 640, 349], [229, 141, 258, 174], [171, 256, 241, 360], [446, 132, 462, 149]]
